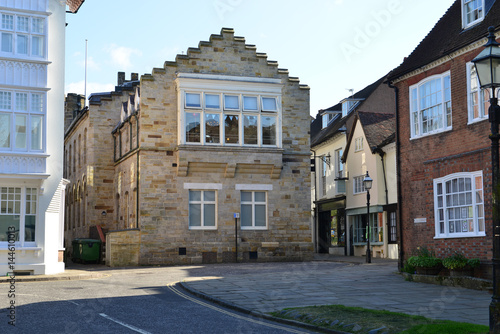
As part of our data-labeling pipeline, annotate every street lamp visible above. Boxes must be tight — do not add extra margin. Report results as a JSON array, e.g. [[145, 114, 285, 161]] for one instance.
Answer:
[[472, 26, 500, 333], [363, 171, 373, 263]]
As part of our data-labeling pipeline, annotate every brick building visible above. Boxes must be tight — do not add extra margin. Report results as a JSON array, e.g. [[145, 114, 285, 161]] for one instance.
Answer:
[[387, 0, 500, 274], [64, 28, 313, 266]]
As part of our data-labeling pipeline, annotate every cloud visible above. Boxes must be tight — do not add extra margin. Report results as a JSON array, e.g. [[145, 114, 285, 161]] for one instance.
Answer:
[[105, 44, 142, 70], [65, 80, 115, 99]]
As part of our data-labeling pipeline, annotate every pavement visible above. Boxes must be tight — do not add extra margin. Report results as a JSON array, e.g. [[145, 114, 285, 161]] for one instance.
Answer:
[[0, 255, 491, 328]]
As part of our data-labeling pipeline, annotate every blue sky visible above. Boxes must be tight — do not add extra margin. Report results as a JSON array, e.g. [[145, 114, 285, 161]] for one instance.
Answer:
[[65, 0, 456, 116]]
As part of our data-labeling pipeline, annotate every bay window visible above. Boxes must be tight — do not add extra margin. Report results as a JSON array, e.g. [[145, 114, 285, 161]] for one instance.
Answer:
[[177, 74, 282, 148], [0, 186, 37, 244], [0, 90, 45, 152], [434, 171, 485, 238], [1, 13, 45, 58], [409, 72, 452, 138]]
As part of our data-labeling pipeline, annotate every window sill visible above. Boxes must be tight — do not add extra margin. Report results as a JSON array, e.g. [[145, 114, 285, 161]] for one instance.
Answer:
[[189, 227, 217, 231], [353, 242, 383, 246], [434, 233, 486, 239], [467, 117, 488, 126], [241, 227, 268, 231], [0, 246, 41, 251], [410, 127, 452, 141]]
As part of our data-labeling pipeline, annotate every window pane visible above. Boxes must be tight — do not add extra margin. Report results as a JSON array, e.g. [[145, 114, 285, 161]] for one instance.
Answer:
[[224, 115, 238, 144], [15, 114, 26, 149], [32, 35, 43, 57], [2, 14, 13, 30], [31, 93, 43, 112], [185, 113, 200, 143], [205, 114, 220, 144], [32, 18, 44, 34], [0, 215, 19, 241], [241, 204, 252, 226], [189, 204, 201, 226], [243, 115, 258, 145], [0, 113, 10, 148], [25, 215, 35, 242], [17, 16, 28, 32], [255, 192, 266, 202], [204, 204, 215, 226], [31, 115, 42, 150], [262, 116, 276, 145], [189, 190, 201, 201], [204, 191, 215, 202], [1, 32, 12, 52], [262, 97, 277, 111], [205, 94, 220, 109], [185, 93, 201, 108], [255, 204, 266, 226], [16, 93, 27, 111], [224, 95, 239, 110], [243, 96, 258, 111], [17, 35, 28, 54], [241, 192, 252, 202]]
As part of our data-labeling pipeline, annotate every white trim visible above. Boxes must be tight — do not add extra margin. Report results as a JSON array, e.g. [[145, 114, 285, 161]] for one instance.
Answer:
[[177, 72, 282, 85], [466, 61, 490, 124], [461, 0, 485, 29], [184, 183, 222, 190], [235, 184, 273, 191], [433, 170, 486, 239], [188, 189, 217, 230]]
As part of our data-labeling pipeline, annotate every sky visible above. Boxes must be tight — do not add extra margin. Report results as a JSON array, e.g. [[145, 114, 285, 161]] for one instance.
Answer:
[[64, 0, 456, 116]]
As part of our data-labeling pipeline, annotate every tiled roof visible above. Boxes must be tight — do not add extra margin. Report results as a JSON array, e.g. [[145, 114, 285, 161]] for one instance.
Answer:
[[357, 111, 395, 151], [310, 75, 387, 147], [388, 0, 500, 81], [66, 0, 85, 13]]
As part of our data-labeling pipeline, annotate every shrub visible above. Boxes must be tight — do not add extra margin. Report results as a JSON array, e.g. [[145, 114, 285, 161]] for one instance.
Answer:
[[406, 247, 441, 268], [442, 252, 480, 270]]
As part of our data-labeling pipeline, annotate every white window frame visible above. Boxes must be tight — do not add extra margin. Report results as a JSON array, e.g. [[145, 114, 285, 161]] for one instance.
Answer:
[[0, 12, 46, 58], [353, 213, 381, 245], [434, 171, 485, 239], [409, 72, 452, 139], [353, 175, 365, 195], [462, 0, 485, 29], [176, 74, 282, 149], [466, 62, 491, 124], [354, 137, 363, 152], [188, 190, 217, 230], [0, 186, 37, 246], [0, 89, 46, 152], [240, 190, 268, 230]]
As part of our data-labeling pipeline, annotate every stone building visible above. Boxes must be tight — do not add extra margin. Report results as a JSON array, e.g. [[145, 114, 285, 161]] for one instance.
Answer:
[[0, 0, 84, 275], [64, 28, 313, 266]]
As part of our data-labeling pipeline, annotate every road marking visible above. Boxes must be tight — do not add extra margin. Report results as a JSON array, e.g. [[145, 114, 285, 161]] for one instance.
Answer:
[[99, 313, 152, 334], [167, 283, 309, 334]]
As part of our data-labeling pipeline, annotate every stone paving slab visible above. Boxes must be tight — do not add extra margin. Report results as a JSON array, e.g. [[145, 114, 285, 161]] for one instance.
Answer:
[[182, 260, 491, 326]]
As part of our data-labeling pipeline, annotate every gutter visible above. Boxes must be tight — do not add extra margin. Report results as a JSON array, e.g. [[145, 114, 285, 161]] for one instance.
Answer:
[[387, 81, 404, 272]]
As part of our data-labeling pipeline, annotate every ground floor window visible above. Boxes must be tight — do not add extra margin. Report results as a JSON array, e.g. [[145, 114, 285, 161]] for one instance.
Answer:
[[330, 209, 345, 247], [241, 191, 267, 230], [434, 171, 485, 238], [0, 186, 36, 244], [188, 190, 216, 229], [353, 213, 380, 244]]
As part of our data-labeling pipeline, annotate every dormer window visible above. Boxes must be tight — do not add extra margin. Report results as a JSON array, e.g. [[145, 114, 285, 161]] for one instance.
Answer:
[[341, 100, 359, 117], [462, 0, 484, 29], [321, 112, 335, 129]]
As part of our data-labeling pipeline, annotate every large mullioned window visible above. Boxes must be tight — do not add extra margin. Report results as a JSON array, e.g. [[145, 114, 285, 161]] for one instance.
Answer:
[[0, 90, 45, 151], [0, 13, 45, 57], [434, 171, 485, 238]]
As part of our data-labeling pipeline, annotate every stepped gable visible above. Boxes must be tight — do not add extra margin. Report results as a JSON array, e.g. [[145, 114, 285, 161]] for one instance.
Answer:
[[143, 27, 309, 90]]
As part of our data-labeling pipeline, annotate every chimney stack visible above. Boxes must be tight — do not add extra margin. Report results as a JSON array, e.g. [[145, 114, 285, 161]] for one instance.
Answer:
[[117, 72, 125, 85]]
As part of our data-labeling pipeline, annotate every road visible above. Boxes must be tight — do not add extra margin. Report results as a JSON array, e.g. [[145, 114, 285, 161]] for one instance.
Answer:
[[0, 264, 320, 334]]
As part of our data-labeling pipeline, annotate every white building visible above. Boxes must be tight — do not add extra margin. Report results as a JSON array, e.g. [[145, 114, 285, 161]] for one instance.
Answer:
[[0, 0, 84, 275]]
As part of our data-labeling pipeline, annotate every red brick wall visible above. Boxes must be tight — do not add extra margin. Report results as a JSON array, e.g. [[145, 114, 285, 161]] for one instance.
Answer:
[[395, 49, 492, 263]]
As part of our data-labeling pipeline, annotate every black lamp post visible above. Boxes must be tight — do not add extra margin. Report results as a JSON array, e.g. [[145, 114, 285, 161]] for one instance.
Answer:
[[472, 26, 500, 333], [363, 171, 373, 263]]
